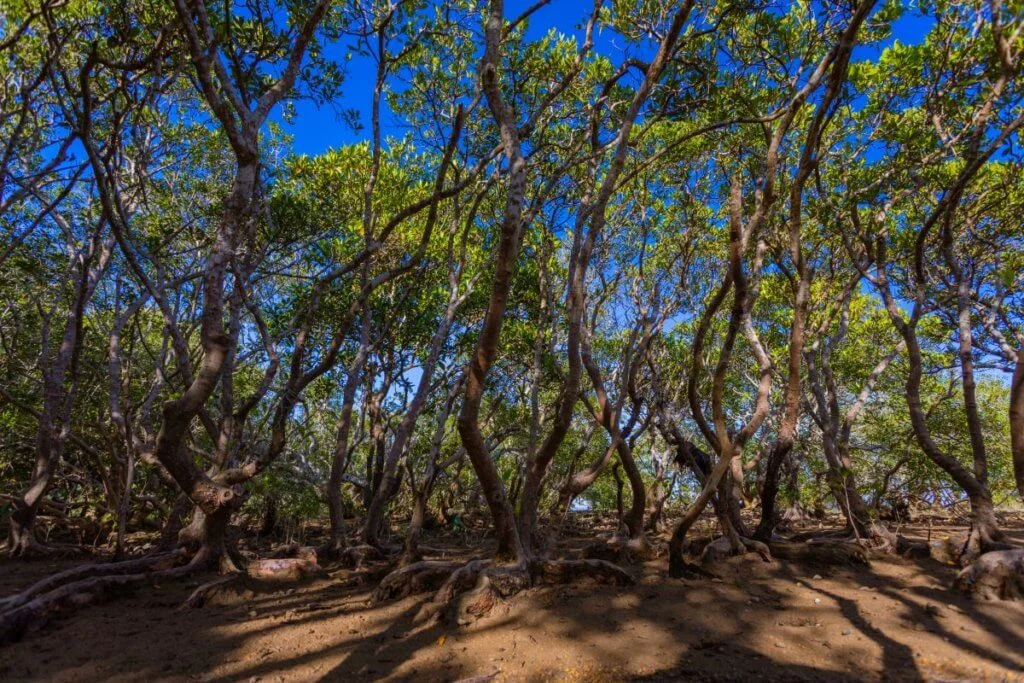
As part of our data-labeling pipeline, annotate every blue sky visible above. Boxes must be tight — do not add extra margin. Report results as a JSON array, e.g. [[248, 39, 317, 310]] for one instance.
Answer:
[[278, 1, 935, 158]]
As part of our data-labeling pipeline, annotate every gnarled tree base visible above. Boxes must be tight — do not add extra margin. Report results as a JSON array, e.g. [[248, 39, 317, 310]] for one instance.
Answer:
[[787, 526, 926, 558], [0, 549, 187, 614], [667, 535, 777, 581], [372, 560, 470, 603], [700, 536, 771, 565]]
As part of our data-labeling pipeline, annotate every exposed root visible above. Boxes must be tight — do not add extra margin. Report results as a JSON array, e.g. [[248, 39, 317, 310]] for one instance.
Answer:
[[768, 539, 870, 567], [429, 560, 495, 605], [0, 552, 200, 644], [436, 562, 526, 625], [182, 574, 243, 609], [668, 561, 717, 580], [181, 551, 324, 609], [267, 542, 312, 559], [0, 543, 326, 640], [699, 536, 772, 566], [787, 528, 855, 543], [396, 544, 449, 567], [5, 538, 93, 560], [371, 560, 470, 603], [529, 558, 634, 587], [408, 544, 449, 557], [892, 535, 930, 558], [925, 534, 967, 565], [926, 528, 1017, 567], [954, 549, 1024, 601], [668, 534, 715, 579], [582, 535, 654, 565], [0, 549, 186, 613], [374, 556, 635, 625], [788, 526, 926, 558], [319, 542, 385, 569]]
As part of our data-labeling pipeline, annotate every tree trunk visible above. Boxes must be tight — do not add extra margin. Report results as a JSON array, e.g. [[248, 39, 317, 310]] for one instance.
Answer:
[[326, 304, 371, 553], [754, 440, 792, 541], [617, 438, 647, 542], [557, 442, 616, 515], [8, 229, 113, 556], [1010, 351, 1024, 500], [455, 0, 530, 563], [8, 410, 63, 556], [668, 447, 737, 577], [363, 308, 455, 547]]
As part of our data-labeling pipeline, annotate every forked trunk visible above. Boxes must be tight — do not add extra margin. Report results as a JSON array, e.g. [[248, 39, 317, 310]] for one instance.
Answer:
[[179, 507, 238, 573]]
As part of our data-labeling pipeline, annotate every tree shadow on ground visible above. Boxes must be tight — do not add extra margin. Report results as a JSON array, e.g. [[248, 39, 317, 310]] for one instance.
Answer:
[[1, 528, 1022, 682]]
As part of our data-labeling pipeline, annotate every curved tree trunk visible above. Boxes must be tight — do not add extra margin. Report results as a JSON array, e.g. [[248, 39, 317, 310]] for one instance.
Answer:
[[668, 447, 737, 577], [453, 0, 536, 564]]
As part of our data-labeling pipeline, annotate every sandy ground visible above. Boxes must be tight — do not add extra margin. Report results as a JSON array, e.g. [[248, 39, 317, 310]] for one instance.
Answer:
[[1, 521, 1022, 682]]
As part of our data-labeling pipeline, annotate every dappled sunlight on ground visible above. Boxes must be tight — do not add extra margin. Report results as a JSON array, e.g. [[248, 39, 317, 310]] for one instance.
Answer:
[[1, 523, 1022, 681]]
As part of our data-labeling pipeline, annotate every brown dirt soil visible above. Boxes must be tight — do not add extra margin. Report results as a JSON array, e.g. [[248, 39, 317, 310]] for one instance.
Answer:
[[1, 517, 1022, 682]]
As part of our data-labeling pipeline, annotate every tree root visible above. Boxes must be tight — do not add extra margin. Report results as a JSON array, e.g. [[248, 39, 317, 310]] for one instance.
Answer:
[[182, 574, 243, 609], [699, 536, 772, 565], [0, 543, 327, 640], [668, 534, 715, 579], [767, 539, 870, 567], [889, 535, 930, 558], [787, 528, 853, 543], [373, 556, 634, 625], [319, 542, 386, 569], [927, 530, 1016, 567], [954, 549, 1024, 601], [582, 535, 654, 565], [4, 537, 95, 560], [787, 526, 929, 559], [426, 560, 506, 624], [0, 549, 187, 613], [0, 551, 200, 644], [925, 535, 956, 565], [372, 560, 477, 603], [396, 544, 449, 567], [529, 558, 634, 587], [668, 561, 717, 580], [181, 552, 325, 609]]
